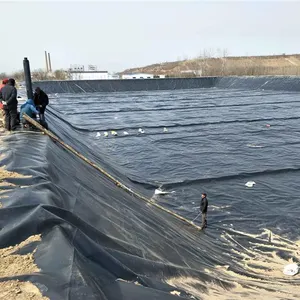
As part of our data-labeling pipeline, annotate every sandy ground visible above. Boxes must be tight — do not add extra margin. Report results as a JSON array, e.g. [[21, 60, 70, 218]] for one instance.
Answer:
[[0, 110, 4, 128], [0, 280, 47, 300], [0, 165, 31, 189], [0, 236, 41, 277], [167, 229, 300, 300], [0, 235, 48, 300]]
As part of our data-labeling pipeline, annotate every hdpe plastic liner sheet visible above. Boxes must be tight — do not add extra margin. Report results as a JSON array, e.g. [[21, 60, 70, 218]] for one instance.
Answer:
[[1, 132, 299, 300], [1, 76, 300, 299], [33, 76, 300, 94], [0, 132, 224, 300]]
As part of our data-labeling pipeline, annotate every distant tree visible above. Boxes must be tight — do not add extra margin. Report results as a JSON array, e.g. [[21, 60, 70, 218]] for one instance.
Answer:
[[12, 70, 25, 81], [216, 48, 222, 58], [1, 68, 75, 82], [64, 69, 72, 80], [221, 48, 229, 75], [0, 72, 8, 79], [54, 69, 69, 80], [197, 49, 211, 76], [31, 69, 49, 81]]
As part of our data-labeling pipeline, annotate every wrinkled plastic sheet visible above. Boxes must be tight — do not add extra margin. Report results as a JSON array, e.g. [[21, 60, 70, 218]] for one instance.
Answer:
[[0, 132, 231, 300]]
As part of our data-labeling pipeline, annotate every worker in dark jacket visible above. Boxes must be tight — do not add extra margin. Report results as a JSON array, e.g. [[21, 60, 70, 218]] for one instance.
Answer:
[[0, 79, 8, 111], [200, 193, 208, 230], [0, 78, 18, 131], [33, 87, 49, 122], [20, 99, 39, 128]]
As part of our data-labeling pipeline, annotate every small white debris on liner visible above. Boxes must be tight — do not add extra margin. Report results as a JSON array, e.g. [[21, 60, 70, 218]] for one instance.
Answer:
[[154, 188, 170, 195], [170, 290, 181, 296], [245, 181, 256, 188], [283, 263, 299, 276], [111, 131, 118, 136]]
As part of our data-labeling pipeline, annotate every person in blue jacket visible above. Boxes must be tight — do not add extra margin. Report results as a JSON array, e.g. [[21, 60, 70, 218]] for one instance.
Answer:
[[20, 99, 39, 128]]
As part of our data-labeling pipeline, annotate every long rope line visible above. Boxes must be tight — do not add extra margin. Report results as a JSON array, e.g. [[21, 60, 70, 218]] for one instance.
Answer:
[[24, 114, 201, 230]]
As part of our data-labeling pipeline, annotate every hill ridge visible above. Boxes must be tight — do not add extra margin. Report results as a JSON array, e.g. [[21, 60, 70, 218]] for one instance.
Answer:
[[121, 54, 300, 77]]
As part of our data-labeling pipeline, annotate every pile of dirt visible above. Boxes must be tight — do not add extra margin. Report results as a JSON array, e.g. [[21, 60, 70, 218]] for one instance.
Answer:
[[0, 235, 49, 300], [0, 235, 41, 277]]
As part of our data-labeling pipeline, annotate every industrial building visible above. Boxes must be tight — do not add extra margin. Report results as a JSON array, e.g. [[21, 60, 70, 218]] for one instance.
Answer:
[[69, 70, 109, 80], [68, 65, 120, 80]]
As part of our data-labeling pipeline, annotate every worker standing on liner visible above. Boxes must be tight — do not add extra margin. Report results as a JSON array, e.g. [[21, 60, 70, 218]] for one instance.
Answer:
[[0, 78, 18, 131], [0, 78, 8, 109], [0, 79, 9, 128], [200, 193, 208, 230], [33, 87, 49, 122]]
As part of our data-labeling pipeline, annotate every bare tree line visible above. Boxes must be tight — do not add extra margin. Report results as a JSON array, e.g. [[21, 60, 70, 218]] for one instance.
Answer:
[[0, 69, 71, 82]]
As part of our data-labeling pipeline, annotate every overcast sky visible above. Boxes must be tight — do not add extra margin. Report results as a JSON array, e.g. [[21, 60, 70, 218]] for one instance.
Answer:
[[1, 0, 300, 73]]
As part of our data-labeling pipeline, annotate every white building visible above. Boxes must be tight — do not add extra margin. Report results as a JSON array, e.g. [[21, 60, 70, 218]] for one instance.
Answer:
[[69, 70, 109, 80], [108, 73, 120, 79], [122, 73, 165, 79], [68, 64, 110, 80]]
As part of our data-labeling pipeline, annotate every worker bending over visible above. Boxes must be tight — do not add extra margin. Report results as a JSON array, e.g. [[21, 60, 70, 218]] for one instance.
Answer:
[[20, 99, 39, 129], [33, 87, 48, 122]]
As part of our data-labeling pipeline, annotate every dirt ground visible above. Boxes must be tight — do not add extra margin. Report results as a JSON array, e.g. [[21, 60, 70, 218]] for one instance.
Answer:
[[0, 110, 4, 128], [123, 54, 300, 76], [0, 235, 48, 300], [0, 280, 48, 300], [0, 236, 41, 277]]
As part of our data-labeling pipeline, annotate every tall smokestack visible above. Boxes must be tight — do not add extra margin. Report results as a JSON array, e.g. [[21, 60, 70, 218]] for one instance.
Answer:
[[45, 51, 49, 72], [48, 52, 52, 72]]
